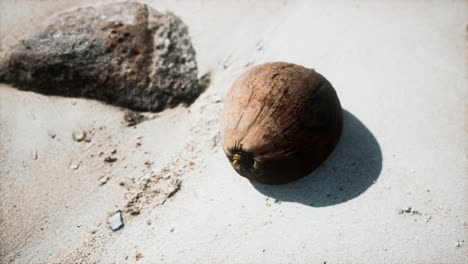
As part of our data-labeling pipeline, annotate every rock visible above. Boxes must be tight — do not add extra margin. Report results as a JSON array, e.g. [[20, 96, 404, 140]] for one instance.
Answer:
[[124, 111, 145, 126], [69, 160, 81, 170], [72, 130, 86, 142], [84, 132, 92, 142], [135, 251, 144, 261], [104, 156, 117, 163], [109, 210, 124, 231], [98, 175, 109, 185], [398, 206, 421, 215], [0, 2, 203, 112]]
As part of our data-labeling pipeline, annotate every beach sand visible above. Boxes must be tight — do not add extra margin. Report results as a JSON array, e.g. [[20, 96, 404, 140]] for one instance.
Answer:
[[0, 1, 467, 263]]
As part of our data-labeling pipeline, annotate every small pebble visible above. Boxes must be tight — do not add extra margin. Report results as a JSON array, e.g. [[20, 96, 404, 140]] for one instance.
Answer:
[[135, 251, 144, 261], [104, 156, 117, 163], [70, 161, 80, 170], [84, 132, 92, 142], [398, 206, 420, 215], [99, 176, 110, 186], [73, 130, 86, 142], [109, 210, 124, 231]]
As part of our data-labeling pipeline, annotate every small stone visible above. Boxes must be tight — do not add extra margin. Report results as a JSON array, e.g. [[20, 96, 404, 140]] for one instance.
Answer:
[[146, 219, 152, 225], [144, 160, 153, 168], [84, 132, 92, 143], [73, 130, 86, 142], [48, 132, 57, 139], [104, 156, 117, 163], [135, 251, 143, 261], [124, 111, 145, 127], [70, 160, 81, 170], [90, 229, 98, 234], [455, 241, 460, 248], [109, 210, 124, 231], [130, 209, 140, 216], [170, 228, 175, 232], [99, 176, 110, 185]]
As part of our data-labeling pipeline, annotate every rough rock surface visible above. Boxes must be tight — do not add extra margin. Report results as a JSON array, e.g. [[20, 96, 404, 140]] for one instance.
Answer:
[[0, 2, 202, 112]]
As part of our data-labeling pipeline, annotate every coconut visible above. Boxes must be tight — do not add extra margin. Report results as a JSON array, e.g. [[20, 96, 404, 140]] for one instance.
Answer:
[[221, 62, 343, 184]]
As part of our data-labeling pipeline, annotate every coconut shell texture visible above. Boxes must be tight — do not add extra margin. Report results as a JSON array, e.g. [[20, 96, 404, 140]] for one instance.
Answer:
[[0, 2, 201, 112], [221, 62, 343, 184]]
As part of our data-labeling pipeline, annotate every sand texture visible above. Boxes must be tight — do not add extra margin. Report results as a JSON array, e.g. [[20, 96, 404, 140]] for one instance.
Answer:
[[0, 1, 467, 263]]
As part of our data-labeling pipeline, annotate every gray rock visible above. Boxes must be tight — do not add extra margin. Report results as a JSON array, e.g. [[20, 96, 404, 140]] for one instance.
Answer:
[[109, 210, 124, 231], [0, 2, 203, 112]]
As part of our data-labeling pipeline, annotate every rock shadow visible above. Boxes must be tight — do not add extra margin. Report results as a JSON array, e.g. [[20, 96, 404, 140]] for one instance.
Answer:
[[250, 110, 382, 207]]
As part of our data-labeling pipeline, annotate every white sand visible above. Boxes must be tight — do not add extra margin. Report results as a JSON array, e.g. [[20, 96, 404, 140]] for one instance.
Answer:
[[1, 1, 467, 263]]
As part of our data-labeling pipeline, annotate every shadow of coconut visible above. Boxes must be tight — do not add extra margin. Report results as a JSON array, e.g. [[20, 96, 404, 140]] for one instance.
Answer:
[[250, 110, 382, 207]]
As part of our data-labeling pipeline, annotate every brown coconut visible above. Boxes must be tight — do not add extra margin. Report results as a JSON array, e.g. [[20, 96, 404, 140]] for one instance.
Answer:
[[221, 62, 343, 184]]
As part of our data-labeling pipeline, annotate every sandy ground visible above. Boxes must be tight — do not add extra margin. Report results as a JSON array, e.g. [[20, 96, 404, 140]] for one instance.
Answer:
[[0, 0, 467, 263]]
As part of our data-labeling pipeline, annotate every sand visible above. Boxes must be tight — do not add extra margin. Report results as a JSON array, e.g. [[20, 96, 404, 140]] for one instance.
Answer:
[[0, 0, 467, 263]]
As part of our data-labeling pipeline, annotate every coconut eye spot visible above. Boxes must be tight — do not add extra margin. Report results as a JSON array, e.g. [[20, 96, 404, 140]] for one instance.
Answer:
[[229, 150, 255, 172]]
